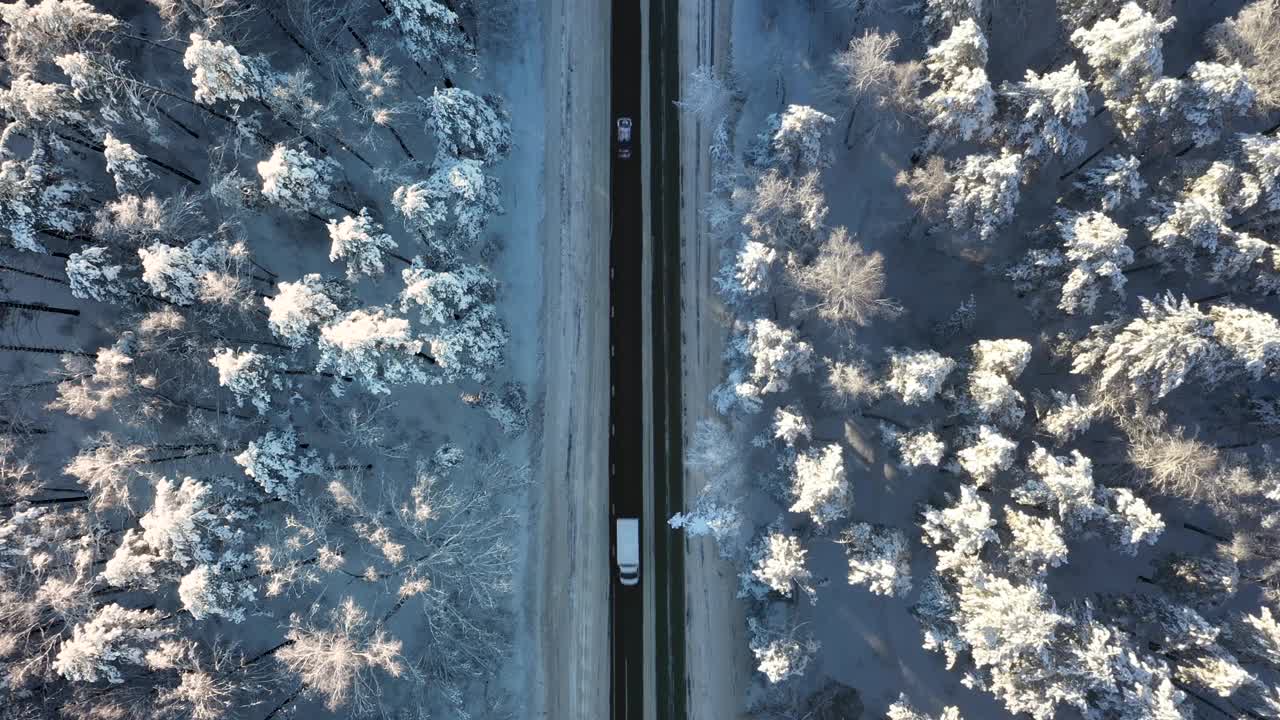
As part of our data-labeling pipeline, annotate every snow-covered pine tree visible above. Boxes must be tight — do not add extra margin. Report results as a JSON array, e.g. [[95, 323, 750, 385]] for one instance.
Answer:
[[998, 63, 1091, 159], [919, 19, 995, 151], [399, 261, 508, 383], [380, 0, 475, 76], [788, 443, 849, 530], [749, 104, 836, 174], [264, 273, 347, 347], [840, 523, 912, 597], [256, 144, 340, 214], [328, 208, 399, 281], [422, 86, 511, 163], [393, 156, 502, 262], [316, 307, 431, 395], [886, 347, 956, 405], [1070, 3, 1176, 138], [209, 347, 282, 414], [233, 426, 319, 498], [946, 150, 1024, 243], [739, 524, 816, 601]]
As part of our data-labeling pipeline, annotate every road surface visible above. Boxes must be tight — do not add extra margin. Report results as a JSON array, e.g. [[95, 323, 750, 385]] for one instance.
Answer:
[[609, 0, 684, 717], [609, 0, 645, 714], [646, 0, 688, 718]]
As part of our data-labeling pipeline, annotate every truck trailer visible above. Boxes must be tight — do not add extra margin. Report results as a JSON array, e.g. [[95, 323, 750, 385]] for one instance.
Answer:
[[616, 518, 640, 586]]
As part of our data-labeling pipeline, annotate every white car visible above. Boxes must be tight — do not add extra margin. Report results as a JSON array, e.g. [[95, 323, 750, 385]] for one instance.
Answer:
[[616, 117, 633, 159]]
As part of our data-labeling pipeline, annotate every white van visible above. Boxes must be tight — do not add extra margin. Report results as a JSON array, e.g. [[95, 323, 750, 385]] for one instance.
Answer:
[[616, 518, 640, 586]]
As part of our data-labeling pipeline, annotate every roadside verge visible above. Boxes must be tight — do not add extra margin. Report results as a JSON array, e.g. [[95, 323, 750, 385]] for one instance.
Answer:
[[678, 1, 755, 718], [534, 0, 612, 717]]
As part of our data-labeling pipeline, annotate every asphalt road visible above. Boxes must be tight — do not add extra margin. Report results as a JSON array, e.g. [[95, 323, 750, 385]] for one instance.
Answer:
[[611, 0, 683, 717], [609, 0, 645, 716], [647, 0, 688, 717]]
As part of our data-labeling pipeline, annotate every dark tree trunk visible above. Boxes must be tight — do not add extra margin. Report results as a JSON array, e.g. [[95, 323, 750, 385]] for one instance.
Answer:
[[0, 300, 80, 316], [0, 343, 94, 357], [0, 264, 68, 285]]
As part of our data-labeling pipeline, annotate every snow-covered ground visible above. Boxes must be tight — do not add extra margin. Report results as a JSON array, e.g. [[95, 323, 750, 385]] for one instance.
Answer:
[[489, 0, 546, 710], [678, 1, 755, 719], [528, 0, 612, 717], [0, 1, 554, 717], [675, 0, 1269, 718]]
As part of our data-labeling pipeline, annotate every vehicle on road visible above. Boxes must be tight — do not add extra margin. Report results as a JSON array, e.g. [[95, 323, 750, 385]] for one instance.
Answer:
[[616, 518, 640, 586], [617, 117, 633, 159]]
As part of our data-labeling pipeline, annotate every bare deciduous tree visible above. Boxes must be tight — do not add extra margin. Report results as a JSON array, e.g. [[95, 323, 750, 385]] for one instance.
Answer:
[[789, 227, 898, 331], [276, 597, 407, 715]]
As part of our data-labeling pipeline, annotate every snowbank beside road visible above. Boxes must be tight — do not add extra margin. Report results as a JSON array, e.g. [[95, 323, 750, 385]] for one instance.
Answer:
[[531, 0, 612, 717], [679, 1, 755, 718]]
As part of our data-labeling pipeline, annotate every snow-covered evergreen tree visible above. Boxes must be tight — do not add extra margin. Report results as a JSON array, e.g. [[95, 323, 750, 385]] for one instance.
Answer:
[[53, 604, 173, 684], [1015, 445, 1106, 529], [102, 476, 246, 612], [1208, 304, 1280, 380], [889, 427, 947, 469], [770, 405, 812, 447], [740, 525, 815, 601], [840, 523, 912, 597], [750, 104, 836, 173], [316, 307, 430, 395], [747, 613, 820, 684], [0, 0, 119, 73], [955, 424, 1017, 487], [717, 238, 777, 301], [101, 134, 152, 194], [1039, 390, 1096, 443], [257, 144, 340, 214], [789, 443, 849, 530], [66, 245, 129, 303], [1051, 211, 1134, 315], [1238, 132, 1280, 211], [1099, 486, 1164, 554], [1004, 509, 1069, 574], [328, 208, 398, 282], [715, 318, 814, 413], [264, 274, 345, 347], [920, 484, 997, 574], [946, 150, 1024, 243], [999, 63, 1091, 159], [920, 19, 995, 151], [183, 32, 266, 106], [422, 87, 511, 163], [1150, 61, 1255, 148], [0, 141, 86, 253], [1078, 154, 1146, 211], [393, 156, 502, 261], [886, 348, 956, 405], [178, 563, 254, 622], [1071, 3, 1176, 138], [399, 261, 508, 383], [1072, 293, 1223, 399], [137, 240, 215, 306], [380, 0, 475, 76], [965, 338, 1031, 426], [209, 347, 281, 414], [233, 427, 319, 499]]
